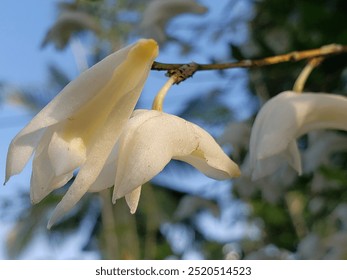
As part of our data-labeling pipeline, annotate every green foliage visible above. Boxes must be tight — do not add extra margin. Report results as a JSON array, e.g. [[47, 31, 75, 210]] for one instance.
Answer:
[[228, 0, 347, 259]]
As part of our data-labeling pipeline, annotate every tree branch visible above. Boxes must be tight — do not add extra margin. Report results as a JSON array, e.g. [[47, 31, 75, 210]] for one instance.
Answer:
[[151, 44, 347, 83]]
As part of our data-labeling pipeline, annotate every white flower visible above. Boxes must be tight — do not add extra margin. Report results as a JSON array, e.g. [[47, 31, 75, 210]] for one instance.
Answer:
[[331, 203, 347, 229], [303, 131, 347, 173], [297, 234, 325, 259], [324, 232, 347, 259], [310, 172, 340, 193], [41, 10, 100, 49], [249, 91, 347, 180], [244, 245, 293, 260], [140, 0, 207, 44], [218, 121, 251, 160], [82, 109, 240, 226], [297, 231, 347, 259], [235, 154, 296, 203], [5, 39, 158, 227]]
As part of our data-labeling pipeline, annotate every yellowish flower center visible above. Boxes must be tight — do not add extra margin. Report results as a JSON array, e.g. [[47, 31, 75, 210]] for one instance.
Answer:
[[59, 39, 158, 149]]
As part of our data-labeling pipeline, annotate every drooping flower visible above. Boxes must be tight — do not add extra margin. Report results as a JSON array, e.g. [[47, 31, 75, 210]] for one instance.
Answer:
[[218, 121, 251, 160], [49, 109, 241, 228], [5, 39, 158, 226], [140, 0, 207, 44], [297, 231, 347, 259], [41, 9, 101, 49], [234, 153, 296, 203], [303, 131, 347, 173], [249, 91, 347, 180]]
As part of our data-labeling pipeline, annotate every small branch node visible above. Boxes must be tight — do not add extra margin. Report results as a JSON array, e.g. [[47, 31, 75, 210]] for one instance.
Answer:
[[166, 62, 199, 84]]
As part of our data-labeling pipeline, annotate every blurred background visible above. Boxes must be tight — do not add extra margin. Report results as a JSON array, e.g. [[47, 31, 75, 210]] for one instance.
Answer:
[[0, 0, 347, 259]]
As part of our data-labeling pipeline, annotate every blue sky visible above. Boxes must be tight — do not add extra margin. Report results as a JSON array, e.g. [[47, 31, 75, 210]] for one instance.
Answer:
[[0, 0, 76, 86]]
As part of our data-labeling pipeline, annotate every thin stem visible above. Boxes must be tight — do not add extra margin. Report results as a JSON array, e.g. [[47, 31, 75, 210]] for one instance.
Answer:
[[99, 189, 119, 259], [293, 57, 324, 93], [151, 44, 347, 72], [285, 192, 308, 239], [152, 76, 176, 111]]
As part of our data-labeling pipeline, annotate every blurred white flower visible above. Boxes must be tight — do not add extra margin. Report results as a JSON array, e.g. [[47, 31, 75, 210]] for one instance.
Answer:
[[310, 172, 340, 193], [324, 232, 347, 259], [297, 234, 326, 259], [308, 197, 325, 214], [234, 153, 296, 203], [297, 231, 347, 259], [249, 91, 347, 180], [244, 244, 294, 260], [174, 195, 219, 221], [330, 203, 347, 229], [87, 109, 241, 219], [41, 10, 101, 49], [5, 39, 158, 228], [140, 0, 207, 44], [218, 121, 251, 160], [303, 131, 347, 173]]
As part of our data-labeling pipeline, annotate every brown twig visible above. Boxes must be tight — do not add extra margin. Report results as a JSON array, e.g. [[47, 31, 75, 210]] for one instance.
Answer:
[[151, 44, 347, 82]]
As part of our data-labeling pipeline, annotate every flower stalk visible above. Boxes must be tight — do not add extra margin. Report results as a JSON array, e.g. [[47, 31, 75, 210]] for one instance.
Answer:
[[293, 57, 324, 93], [152, 76, 176, 111]]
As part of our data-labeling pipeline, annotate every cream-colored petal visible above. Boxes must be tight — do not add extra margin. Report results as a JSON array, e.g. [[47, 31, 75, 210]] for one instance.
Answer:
[[113, 110, 240, 202], [251, 153, 287, 181], [31, 161, 73, 204], [249, 91, 347, 179], [47, 96, 136, 229], [30, 129, 74, 204], [6, 39, 156, 183], [88, 144, 118, 193], [296, 94, 347, 135], [48, 132, 86, 177], [303, 132, 347, 173], [113, 110, 195, 201], [5, 128, 46, 183], [47, 40, 158, 229], [125, 186, 142, 214], [175, 122, 241, 180], [285, 141, 302, 174], [50, 173, 73, 190]]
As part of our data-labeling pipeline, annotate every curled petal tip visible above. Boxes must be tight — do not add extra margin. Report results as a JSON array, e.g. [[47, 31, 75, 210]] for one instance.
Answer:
[[30, 196, 40, 205], [46, 218, 54, 230], [47, 218, 55, 230], [124, 187, 141, 214], [4, 173, 10, 185], [233, 166, 242, 178], [111, 197, 117, 205], [132, 38, 159, 60], [138, 38, 158, 48]]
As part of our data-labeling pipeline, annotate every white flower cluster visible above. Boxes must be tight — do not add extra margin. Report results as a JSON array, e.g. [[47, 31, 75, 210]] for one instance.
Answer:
[[220, 90, 347, 202], [220, 87, 347, 259], [6, 37, 347, 234], [5, 39, 240, 229]]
